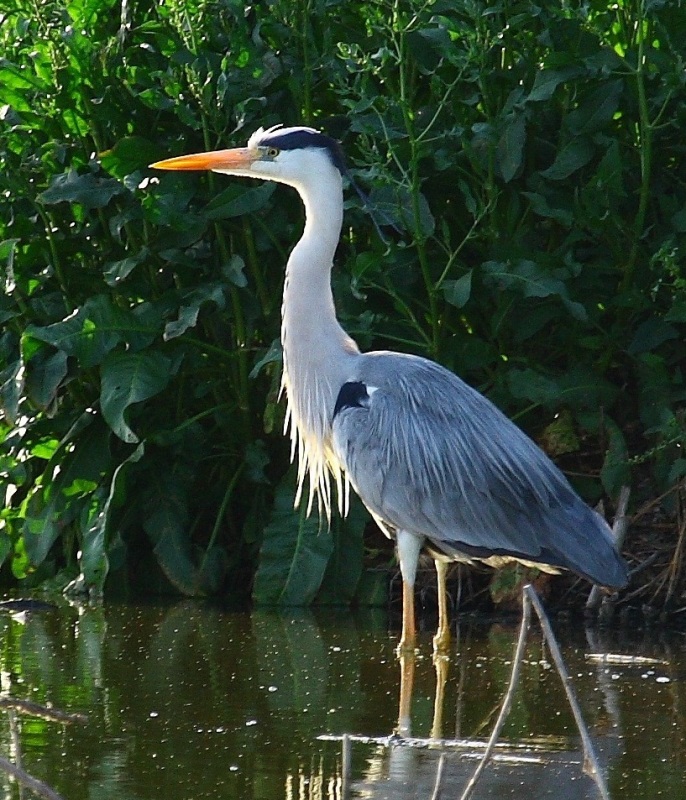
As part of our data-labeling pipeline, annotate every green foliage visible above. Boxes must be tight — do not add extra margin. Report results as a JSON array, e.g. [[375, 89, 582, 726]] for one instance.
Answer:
[[1, 0, 685, 603]]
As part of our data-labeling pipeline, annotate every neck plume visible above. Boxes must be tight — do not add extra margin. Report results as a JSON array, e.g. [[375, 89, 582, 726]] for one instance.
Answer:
[[279, 165, 359, 519]]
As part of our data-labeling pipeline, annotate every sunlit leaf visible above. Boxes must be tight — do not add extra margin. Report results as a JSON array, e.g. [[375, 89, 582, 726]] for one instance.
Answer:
[[100, 136, 161, 179]]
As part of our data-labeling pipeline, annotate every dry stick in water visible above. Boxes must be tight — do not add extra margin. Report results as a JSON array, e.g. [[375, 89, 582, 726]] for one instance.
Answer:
[[429, 753, 446, 800], [525, 586, 610, 799], [587, 484, 631, 613], [460, 586, 611, 800], [458, 590, 532, 800], [0, 754, 65, 800], [341, 733, 351, 800]]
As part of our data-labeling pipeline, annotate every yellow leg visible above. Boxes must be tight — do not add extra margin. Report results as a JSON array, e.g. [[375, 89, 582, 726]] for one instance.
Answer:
[[398, 578, 417, 653], [430, 650, 450, 741], [432, 560, 451, 652], [396, 649, 415, 737]]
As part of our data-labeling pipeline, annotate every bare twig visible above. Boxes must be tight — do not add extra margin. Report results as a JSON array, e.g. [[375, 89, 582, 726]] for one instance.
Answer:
[[587, 485, 631, 613], [341, 733, 351, 800], [461, 586, 610, 800], [0, 698, 88, 725], [429, 753, 446, 800], [0, 754, 65, 800], [526, 587, 610, 800], [458, 589, 531, 800]]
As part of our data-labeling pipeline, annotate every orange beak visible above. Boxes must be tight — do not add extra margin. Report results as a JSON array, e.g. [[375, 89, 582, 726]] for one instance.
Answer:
[[150, 147, 256, 171]]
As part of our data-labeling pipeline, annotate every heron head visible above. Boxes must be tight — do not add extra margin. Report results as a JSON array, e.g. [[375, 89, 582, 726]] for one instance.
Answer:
[[150, 125, 346, 188]]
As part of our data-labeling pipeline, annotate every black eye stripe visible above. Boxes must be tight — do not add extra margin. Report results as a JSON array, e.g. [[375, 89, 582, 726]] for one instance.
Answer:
[[257, 129, 347, 174]]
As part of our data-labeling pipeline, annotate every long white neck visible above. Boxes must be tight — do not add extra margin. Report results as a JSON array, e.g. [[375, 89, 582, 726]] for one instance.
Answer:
[[280, 165, 359, 517]]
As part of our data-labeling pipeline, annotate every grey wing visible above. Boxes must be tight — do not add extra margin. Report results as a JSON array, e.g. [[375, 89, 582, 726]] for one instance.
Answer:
[[331, 352, 627, 589]]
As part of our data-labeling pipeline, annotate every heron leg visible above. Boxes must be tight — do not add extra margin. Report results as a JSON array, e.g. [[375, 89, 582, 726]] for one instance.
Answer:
[[396, 649, 415, 736], [396, 530, 422, 653], [432, 560, 451, 652]]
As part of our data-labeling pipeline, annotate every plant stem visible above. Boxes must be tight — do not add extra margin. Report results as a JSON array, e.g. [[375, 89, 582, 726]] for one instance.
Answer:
[[391, 0, 439, 358], [202, 463, 244, 569], [624, 4, 651, 291]]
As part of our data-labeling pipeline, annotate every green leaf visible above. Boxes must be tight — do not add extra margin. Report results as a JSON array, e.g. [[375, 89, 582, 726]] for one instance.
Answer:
[[627, 318, 679, 355], [253, 471, 334, 605], [100, 350, 174, 443], [38, 170, 128, 209], [527, 68, 578, 102], [508, 366, 617, 410], [368, 184, 435, 238], [540, 138, 594, 180], [442, 270, 473, 308], [221, 254, 248, 287], [163, 283, 226, 340], [21, 421, 112, 570], [249, 339, 282, 379], [566, 80, 622, 136], [508, 368, 561, 405], [0, 360, 22, 424], [103, 248, 150, 287], [24, 295, 159, 366], [316, 496, 367, 605], [481, 260, 586, 319], [24, 348, 68, 409], [77, 492, 109, 595], [140, 460, 225, 596], [521, 192, 573, 226], [204, 182, 275, 220], [100, 136, 162, 179], [600, 418, 630, 497], [497, 115, 526, 183]]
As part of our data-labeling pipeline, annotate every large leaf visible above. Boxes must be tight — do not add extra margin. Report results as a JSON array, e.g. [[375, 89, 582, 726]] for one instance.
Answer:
[[204, 181, 276, 220], [481, 260, 587, 320], [253, 471, 334, 605], [497, 115, 526, 183], [368, 184, 435, 238], [508, 365, 618, 411], [140, 462, 225, 596], [540, 138, 594, 180], [24, 294, 159, 367], [100, 136, 162, 179], [37, 170, 128, 209], [526, 68, 580, 103], [24, 348, 68, 409], [316, 495, 368, 605], [566, 80, 622, 136], [100, 350, 174, 443]]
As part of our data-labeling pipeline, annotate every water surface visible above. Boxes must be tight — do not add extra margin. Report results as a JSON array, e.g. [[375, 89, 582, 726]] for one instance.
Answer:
[[0, 599, 683, 799]]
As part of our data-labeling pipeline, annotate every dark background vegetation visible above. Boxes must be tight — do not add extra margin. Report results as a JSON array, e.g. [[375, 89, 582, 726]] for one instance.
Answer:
[[1, 0, 685, 610]]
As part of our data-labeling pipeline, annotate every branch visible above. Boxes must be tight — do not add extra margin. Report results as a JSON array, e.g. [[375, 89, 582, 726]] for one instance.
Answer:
[[0, 754, 65, 800], [587, 485, 631, 613]]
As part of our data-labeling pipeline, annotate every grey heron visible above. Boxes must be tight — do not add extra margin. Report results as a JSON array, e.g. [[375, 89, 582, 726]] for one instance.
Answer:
[[151, 125, 628, 649]]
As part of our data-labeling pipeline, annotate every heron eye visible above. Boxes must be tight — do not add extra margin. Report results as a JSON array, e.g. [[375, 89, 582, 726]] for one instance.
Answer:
[[266, 147, 279, 158]]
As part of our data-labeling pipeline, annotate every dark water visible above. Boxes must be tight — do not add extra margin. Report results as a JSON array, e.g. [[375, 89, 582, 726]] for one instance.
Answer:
[[0, 599, 684, 799]]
